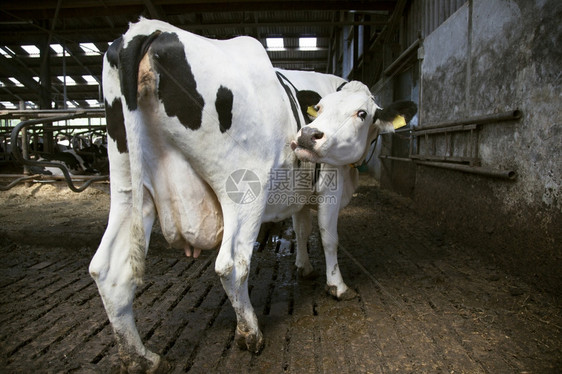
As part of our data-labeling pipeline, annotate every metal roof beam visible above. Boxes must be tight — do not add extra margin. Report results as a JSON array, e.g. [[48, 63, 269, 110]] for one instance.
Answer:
[[0, 18, 387, 44], [0, 2, 395, 20], [162, 1, 395, 13], [143, 0, 166, 20], [0, 54, 42, 96]]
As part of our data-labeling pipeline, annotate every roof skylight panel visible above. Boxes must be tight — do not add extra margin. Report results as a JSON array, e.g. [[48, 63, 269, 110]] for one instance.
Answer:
[[266, 38, 285, 50], [21, 45, 40, 56]]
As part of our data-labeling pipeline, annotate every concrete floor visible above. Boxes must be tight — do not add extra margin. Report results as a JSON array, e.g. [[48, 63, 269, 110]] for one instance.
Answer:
[[0, 180, 560, 373]]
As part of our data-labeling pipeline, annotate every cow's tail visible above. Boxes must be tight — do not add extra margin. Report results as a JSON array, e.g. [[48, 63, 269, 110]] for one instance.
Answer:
[[118, 30, 162, 285], [127, 110, 148, 285]]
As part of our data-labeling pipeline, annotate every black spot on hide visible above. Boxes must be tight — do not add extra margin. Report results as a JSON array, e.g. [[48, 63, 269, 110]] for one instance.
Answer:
[[151, 32, 205, 130], [119, 31, 161, 111], [215, 86, 233, 133], [105, 98, 128, 153], [106, 37, 123, 69]]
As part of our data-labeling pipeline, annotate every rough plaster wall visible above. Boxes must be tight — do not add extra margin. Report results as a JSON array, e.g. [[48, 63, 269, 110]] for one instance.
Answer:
[[421, 4, 469, 122], [418, 0, 561, 293], [471, 0, 562, 213]]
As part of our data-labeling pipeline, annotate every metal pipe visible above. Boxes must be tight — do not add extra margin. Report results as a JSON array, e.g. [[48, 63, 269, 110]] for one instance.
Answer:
[[19, 101, 29, 178], [325, 11, 337, 74], [419, 109, 522, 131], [414, 123, 478, 136], [0, 125, 107, 135], [1, 174, 108, 191], [394, 127, 411, 133], [379, 155, 412, 162], [416, 160, 516, 180], [41, 125, 107, 131], [383, 39, 420, 76], [10, 112, 108, 192], [0, 174, 108, 181], [62, 41, 67, 109], [0, 108, 105, 119], [0, 175, 38, 191]]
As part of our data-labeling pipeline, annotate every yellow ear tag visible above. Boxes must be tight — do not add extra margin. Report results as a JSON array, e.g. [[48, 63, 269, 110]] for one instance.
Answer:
[[392, 115, 406, 129], [307, 106, 318, 118]]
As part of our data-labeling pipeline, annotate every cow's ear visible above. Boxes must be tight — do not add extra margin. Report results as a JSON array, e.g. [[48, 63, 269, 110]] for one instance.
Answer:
[[297, 90, 322, 120], [374, 100, 417, 130]]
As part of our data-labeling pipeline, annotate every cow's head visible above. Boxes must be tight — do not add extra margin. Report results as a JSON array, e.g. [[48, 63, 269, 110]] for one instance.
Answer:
[[291, 81, 417, 165]]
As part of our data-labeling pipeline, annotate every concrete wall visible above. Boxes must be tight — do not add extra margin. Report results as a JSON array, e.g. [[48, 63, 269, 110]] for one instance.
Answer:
[[417, 0, 561, 293]]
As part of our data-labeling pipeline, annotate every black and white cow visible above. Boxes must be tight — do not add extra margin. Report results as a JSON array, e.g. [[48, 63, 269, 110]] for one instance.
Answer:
[[89, 18, 415, 372], [36, 149, 95, 175]]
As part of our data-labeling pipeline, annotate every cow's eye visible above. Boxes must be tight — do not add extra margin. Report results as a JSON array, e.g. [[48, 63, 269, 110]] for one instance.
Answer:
[[357, 110, 367, 120]]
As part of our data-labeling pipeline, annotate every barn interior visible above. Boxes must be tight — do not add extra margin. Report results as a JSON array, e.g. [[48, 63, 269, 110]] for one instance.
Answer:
[[0, 1, 560, 373]]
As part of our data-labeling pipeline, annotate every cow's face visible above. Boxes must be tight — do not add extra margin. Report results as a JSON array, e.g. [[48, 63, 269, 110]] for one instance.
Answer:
[[291, 81, 417, 166], [291, 81, 382, 165]]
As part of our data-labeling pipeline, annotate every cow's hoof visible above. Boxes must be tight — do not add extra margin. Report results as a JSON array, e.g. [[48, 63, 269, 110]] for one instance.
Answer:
[[151, 357, 172, 374], [297, 267, 319, 280], [116, 341, 164, 374], [235, 326, 264, 354], [325, 285, 358, 301], [118, 354, 169, 374]]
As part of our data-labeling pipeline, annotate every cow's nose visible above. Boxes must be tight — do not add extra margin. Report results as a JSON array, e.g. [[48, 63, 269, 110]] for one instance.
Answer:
[[298, 126, 324, 149]]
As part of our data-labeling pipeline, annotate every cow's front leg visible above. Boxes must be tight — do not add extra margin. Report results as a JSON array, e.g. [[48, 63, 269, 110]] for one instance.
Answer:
[[317, 200, 358, 300], [89, 194, 162, 372], [292, 206, 316, 278]]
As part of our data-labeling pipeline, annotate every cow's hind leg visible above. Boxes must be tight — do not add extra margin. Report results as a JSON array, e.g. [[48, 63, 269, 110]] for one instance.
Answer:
[[292, 206, 317, 279], [215, 207, 264, 353], [89, 193, 163, 372]]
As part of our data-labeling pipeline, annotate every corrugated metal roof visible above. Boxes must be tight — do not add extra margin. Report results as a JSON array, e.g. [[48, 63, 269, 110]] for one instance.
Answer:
[[0, 0, 396, 109]]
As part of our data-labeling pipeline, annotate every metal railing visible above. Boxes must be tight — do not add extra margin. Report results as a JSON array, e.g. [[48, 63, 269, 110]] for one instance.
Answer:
[[1, 110, 109, 192], [380, 109, 522, 180]]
